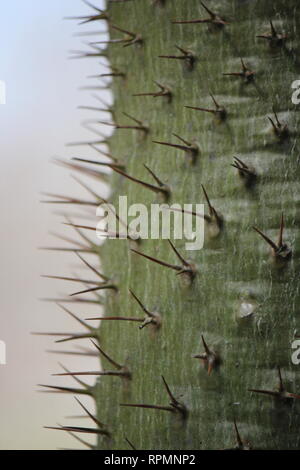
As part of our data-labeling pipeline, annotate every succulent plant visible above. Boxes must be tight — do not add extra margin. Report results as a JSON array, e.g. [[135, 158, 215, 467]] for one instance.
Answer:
[[43, 0, 300, 450]]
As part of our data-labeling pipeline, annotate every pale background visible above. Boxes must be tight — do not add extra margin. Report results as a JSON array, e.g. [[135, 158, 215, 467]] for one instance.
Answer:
[[0, 0, 110, 449]]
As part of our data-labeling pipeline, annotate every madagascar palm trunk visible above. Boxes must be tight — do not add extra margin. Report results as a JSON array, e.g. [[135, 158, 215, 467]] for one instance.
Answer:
[[46, 0, 300, 450]]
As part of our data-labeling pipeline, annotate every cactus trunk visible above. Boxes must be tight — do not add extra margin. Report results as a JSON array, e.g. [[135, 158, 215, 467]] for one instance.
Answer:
[[47, 0, 300, 450]]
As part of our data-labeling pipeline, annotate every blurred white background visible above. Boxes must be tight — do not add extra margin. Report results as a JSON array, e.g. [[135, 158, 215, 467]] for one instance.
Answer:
[[0, 0, 110, 449]]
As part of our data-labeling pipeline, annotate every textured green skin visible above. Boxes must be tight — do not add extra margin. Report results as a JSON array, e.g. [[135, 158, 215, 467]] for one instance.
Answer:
[[93, 0, 300, 450]]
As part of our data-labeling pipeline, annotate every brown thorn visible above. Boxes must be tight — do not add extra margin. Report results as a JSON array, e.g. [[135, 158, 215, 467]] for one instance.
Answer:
[[233, 419, 243, 448], [233, 156, 247, 169], [171, 0, 230, 27], [200, 1, 215, 18], [133, 82, 171, 101], [231, 163, 252, 176], [66, 139, 107, 147], [39, 247, 93, 254], [201, 335, 210, 356], [47, 349, 98, 357], [222, 73, 241, 77], [86, 316, 142, 322], [38, 384, 91, 396], [48, 231, 89, 250], [286, 392, 300, 400], [120, 403, 175, 413], [231, 157, 257, 185], [167, 206, 209, 223], [131, 248, 181, 272], [277, 366, 284, 393], [82, 0, 105, 13], [90, 340, 122, 370], [158, 46, 195, 68], [44, 425, 106, 435], [153, 134, 198, 163], [257, 20, 287, 45], [194, 336, 219, 376], [248, 388, 280, 398], [52, 158, 109, 185], [273, 109, 281, 128], [58, 363, 89, 389], [209, 93, 219, 108], [54, 371, 128, 378], [64, 216, 96, 248], [167, 239, 189, 267], [40, 297, 101, 305], [278, 213, 284, 248], [253, 226, 278, 252], [158, 54, 184, 60], [270, 20, 277, 37], [56, 303, 92, 331], [268, 117, 277, 132], [74, 397, 105, 429], [66, 430, 95, 449], [41, 192, 98, 207], [75, 251, 109, 282], [42, 274, 105, 286], [70, 175, 102, 201], [111, 166, 169, 197], [111, 24, 135, 38], [125, 437, 136, 450], [72, 157, 124, 170], [171, 19, 211, 25], [55, 333, 96, 344], [78, 105, 110, 112], [143, 164, 164, 187], [153, 139, 191, 152], [162, 376, 179, 406], [129, 289, 150, 316], [121, 112, 148, 132], [32, 332, 79, 337], [223, 59, 254, 82], [173, 133, 190, 147], [70, 283, 118, 297], [201, 185, 214, 217], [185, 105, 215, 114]]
